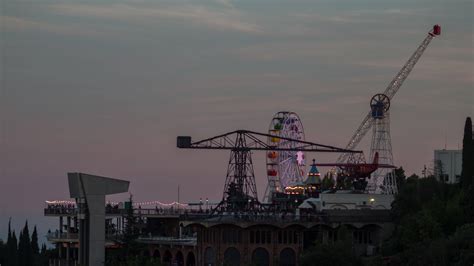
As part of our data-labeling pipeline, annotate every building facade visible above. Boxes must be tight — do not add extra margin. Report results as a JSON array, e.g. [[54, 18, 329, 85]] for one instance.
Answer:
[[434, 149, 462, 183]]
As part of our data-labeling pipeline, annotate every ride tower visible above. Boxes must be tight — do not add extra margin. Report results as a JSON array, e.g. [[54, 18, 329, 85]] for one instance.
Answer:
[[368, 94, 396, 194], [333, 25, 441, 194]]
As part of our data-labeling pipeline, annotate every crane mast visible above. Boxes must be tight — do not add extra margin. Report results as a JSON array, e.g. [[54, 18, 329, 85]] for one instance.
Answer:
[[336, 25, 441, 165]]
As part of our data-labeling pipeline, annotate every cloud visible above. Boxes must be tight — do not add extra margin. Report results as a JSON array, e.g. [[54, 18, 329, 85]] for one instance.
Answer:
[[0, 15, 102, 36], [214, 0, 234, 9], [50, 3, 262, 34]]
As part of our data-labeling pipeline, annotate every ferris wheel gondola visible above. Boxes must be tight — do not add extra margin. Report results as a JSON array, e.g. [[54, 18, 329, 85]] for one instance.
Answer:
[[264, 111, 306, 202]]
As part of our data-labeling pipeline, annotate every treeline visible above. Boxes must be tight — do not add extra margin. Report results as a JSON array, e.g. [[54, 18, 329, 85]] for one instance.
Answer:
[[374, 117, 474, 265], [0, 220, 51, 266], [301, 117, 474, 265]]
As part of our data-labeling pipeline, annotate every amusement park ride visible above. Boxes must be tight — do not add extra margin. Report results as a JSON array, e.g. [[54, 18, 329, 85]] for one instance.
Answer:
[[335, 24, 441, 194], [176, 25, 441, 212], [177, 130, 360, 212]]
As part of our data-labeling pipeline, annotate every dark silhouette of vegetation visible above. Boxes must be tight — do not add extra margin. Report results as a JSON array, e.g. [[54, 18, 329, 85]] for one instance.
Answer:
[[300, 226, 362, 266], [105, 197, 161, 266], [382, 116, 474, 265], [0, 219, 52, 266], [461, 117, 474, 223], [300, 117, 474, 265], [461, 117, 473, 188]]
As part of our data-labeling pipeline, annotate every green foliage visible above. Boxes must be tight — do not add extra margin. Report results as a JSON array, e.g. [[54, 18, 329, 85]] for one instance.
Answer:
[[321, 173, 335, 190], [390, 224, 474, 266], [394, 167, 406, 191], [18, 221, 33, 266], [460, 117, 474, 223], [105, 250, 163, 266], [31, 226, 39, 256], [0, 238, 6, 266], [300, 226, 361, 266], [461, 117, 473, 188], [300, 240, 361, 266], [3, 219, 51, 266], [386, 122, 474, 266]]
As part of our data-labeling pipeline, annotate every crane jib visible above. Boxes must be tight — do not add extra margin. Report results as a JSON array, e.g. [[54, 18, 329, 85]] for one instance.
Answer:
[[336, 25, 440, 165]]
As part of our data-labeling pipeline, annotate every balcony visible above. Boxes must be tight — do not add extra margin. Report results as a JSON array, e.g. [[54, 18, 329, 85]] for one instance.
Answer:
[[44, 206, 186, 217], [46, 232, 123, 244], [137, 236, 197, 246]]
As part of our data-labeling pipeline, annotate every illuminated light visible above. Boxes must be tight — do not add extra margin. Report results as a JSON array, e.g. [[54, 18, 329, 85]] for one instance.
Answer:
[[268, 151, 278, 159], [369, 198, 375, 202], [271, 137, 280, 143]]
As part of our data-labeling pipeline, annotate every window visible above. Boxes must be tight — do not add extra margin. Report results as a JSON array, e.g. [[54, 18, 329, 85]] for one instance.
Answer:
[[250, 231, 255, 244], [267, 231, 271, 244], [293, 231, 298, 244], [278, 231, 282, 244], [283, 231, 287, 244], [256, 230, 260, 244]]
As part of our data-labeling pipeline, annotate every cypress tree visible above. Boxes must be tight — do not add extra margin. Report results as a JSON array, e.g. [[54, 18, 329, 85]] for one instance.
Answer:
[[461, 117, 473, 188], [18, 229, 24, 266], [31, 226, 39, 256], [460, 117, 474, 223], [7, 218, 12, 244], [18, 221, 32, 266], [11, 231, 18, 266], [40, 244, 48, 266], [6, 219, 11, 266]]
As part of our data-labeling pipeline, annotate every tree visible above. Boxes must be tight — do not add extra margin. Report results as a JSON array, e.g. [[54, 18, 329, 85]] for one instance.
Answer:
[[321, 173, 335, 190], [6, 219, 18, 266], [300, 227, 362, 266], [18, 221, 32, 266], [434, 160, 445, 182], [0, 236, 5, 266], [461, 117, 473, 188], [394, 167, 406, 191], [31, 226, 39, 256], [461, 117, 474, 223], [11, 231, 18, 266]]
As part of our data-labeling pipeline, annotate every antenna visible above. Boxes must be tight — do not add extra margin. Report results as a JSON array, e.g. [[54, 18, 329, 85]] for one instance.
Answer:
[[444, 132, 447, 150]]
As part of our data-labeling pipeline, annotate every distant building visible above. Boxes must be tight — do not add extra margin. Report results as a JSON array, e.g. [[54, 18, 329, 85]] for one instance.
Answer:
[[434, 149, 462, 183]]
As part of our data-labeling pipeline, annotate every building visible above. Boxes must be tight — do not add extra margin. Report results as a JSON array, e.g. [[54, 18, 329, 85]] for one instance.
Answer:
[[434, 149, 462, 183], [44, 169, 396, 265]]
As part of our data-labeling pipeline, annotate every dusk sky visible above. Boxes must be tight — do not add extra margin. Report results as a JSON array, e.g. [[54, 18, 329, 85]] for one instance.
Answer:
[[1, 0, 472, 241]]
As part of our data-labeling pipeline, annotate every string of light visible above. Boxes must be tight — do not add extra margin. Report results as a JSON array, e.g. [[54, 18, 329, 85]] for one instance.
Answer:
[[45, 200, 188, 207]]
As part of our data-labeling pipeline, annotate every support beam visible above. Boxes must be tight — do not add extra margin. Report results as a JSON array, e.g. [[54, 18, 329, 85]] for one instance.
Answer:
[[68, 173, 129, 266]]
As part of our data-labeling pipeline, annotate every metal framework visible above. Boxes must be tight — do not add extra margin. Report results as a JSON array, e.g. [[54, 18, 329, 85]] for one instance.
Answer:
[[335, 25, 440, 194], [177, 130, 360, 212]]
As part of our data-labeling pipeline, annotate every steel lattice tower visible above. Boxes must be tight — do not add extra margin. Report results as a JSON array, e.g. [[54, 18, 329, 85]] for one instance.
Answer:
[[368, 102, 396, 194]]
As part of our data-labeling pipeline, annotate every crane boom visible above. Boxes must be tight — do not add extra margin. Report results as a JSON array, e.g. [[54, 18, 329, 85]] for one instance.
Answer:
[[336, 25, 440, 164], [383, 31, 437, 99]]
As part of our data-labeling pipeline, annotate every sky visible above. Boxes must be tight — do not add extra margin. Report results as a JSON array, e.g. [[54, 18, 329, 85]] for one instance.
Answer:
[[1, 0, 473, 241]]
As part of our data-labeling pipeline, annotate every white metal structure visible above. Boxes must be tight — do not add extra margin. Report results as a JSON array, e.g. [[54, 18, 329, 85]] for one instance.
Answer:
[[264, 112, 306, 202], [336, 25, 441, 194]]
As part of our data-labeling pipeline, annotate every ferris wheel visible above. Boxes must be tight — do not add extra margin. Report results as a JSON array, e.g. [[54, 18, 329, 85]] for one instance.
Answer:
[[264, 111, 306, 202]]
